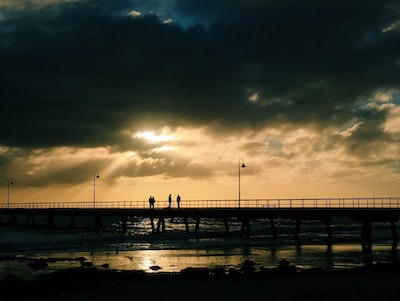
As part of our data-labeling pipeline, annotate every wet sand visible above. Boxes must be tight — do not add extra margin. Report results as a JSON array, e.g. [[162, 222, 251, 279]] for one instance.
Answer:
[[1, 263, 400, 301]]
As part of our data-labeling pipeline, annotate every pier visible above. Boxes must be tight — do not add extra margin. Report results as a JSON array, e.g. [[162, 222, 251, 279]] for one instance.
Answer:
[[1, 197, 400, 252]]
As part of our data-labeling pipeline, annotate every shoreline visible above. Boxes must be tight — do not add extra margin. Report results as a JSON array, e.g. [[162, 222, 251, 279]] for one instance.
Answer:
[[2, 262, 400, 301]]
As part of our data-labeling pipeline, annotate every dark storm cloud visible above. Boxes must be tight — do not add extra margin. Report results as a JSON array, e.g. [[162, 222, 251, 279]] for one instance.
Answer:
[[1, 0, 399, 149]]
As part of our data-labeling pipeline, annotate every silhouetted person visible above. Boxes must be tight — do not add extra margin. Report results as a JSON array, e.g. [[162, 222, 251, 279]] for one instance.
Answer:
[[149, 196, 155, 209], [168, 194, 172, 209], [176, 194, 181, 209]]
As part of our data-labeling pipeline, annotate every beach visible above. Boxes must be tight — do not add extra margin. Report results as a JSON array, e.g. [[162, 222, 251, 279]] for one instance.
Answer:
[[1, 263, 400, 301], [1, 216, 400, 300]]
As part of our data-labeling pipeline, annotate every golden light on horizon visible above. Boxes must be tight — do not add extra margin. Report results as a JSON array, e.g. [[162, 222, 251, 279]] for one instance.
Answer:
[[2, 120, 400, 204]]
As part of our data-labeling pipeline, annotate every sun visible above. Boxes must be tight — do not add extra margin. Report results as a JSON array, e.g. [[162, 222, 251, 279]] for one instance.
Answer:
[[135, 131, 174, 143]]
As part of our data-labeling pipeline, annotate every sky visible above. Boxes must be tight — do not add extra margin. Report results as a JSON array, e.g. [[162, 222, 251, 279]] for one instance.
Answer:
[[1, 0, 400, 204]]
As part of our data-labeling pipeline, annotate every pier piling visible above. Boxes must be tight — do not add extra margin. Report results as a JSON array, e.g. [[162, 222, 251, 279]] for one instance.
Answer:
[[294, 219, 301, 242], [361, 221, 372, 252], [94, 215, 102, 231], [183, 216, 190, 233], [150, 215, 155, 232], [194, 217, 200, 233], [26, 214, 35, 226], [390, 221, 398, 249], [69, 215, 76, 228], [47, 215, 55, 228], [8, 214, 17, 225], [224, 217, 229, 233], [240, 218, 250, 239], [156, 216, 165, 233], [121, 216, 128, 233], [325, 218, 332, 242], [270, 218, 277, 239]]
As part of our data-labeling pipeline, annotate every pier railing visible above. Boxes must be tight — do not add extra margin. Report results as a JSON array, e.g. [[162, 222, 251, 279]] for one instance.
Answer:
[[1, 197, 400, 209]]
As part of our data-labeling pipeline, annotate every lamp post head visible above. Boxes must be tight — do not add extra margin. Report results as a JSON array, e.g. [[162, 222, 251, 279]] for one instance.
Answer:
[[241, 163, 246, 168]]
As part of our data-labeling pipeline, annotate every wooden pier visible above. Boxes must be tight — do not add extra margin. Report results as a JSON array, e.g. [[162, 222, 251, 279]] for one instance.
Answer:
[[1, 197, 400, 252]]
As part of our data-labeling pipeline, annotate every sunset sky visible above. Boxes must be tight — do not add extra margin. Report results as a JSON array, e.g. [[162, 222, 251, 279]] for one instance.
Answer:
[[1, 0, 400, 203]]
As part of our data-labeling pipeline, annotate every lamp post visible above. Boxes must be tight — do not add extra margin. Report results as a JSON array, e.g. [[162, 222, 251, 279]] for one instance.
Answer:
[[238, 158, 246, 208], [93, 171, 99, 208], [7, 179, 13, 209]]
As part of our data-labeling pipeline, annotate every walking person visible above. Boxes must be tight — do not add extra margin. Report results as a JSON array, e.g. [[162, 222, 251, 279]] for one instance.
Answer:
[[176, 194, 181, 209]]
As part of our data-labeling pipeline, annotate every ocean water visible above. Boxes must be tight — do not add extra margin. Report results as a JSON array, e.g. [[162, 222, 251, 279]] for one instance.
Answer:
[[0, 215, 399, 280]]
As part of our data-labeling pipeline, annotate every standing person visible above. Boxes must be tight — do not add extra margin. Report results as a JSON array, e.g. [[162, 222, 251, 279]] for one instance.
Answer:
[[168, 194, 172, 209], [149, 196, 155, 209], [176, 194, 181, 209]]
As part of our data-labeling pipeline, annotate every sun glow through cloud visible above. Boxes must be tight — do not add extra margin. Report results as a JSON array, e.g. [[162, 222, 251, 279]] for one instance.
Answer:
[[135, 131, 175, 143]]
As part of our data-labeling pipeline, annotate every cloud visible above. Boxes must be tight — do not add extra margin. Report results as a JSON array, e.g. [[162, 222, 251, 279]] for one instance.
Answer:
[[1, 1, 399, 149], [338, 122, 364, 138], [1, 1, 400, 195]]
